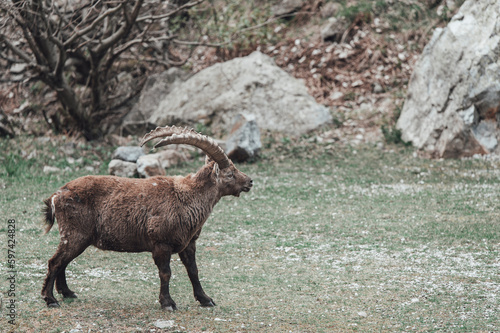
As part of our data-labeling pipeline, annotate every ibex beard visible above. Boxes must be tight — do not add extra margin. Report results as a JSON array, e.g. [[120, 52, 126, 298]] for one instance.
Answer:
[[41, 126, 253, 310]]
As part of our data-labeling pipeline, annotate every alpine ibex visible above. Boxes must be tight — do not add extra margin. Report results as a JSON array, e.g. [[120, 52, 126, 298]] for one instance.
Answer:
[[41, 126, 253, 310]]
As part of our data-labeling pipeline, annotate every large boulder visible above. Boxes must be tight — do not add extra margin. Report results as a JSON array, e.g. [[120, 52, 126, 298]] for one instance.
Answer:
[[147, 51, 332, 135], [397, 0, 500, 158]]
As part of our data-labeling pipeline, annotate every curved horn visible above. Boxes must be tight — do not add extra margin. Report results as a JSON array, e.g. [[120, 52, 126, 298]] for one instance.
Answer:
[[140, 126, 230, 169]]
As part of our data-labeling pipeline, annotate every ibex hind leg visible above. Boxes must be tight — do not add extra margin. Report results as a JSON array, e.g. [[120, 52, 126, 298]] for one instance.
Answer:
[[55, 263, 78, 298], [41, 237, 90, 307]]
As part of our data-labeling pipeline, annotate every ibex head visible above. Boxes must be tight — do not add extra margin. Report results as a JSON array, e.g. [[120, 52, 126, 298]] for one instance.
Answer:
[[141, 126, 253, 197]]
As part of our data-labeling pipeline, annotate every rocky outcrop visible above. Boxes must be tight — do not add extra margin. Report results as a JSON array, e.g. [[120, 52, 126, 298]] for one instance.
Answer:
[[397, 0, 500, 158]]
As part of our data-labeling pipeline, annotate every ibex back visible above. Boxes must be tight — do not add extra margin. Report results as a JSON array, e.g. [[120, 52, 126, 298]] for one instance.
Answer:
[[41, 126, 253, 310]]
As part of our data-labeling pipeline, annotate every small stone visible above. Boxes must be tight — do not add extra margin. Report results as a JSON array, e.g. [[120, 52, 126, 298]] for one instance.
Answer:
[[154, 319, 175, 329], [271, 0, 303, 16], [358, 311, 368, 318], [329, 91, 344, 100], [60, 142, 76, 156], [373, 83, 384, 94], [27, 150, 37, 160], [352, 80, 363, 87], [43, 166, 61, 174], [10, 63, 27, 74]]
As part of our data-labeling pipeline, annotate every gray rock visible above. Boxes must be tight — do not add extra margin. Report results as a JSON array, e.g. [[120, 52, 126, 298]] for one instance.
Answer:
[[137, 155, 166, 178], [472, 120, 498, 152], [43, 166, 61, 174], [271, 0, 304, 16], [11, 74, 24, 82], [329, 91, 344, 101], [226, 114, 261, 162], [10, 63, 27, 74], [321, 17, 348, 43], [321, 2, 341, 18], [149, 148, 190, 169], [154, 319, 175, 329], [397, 0, 500, 158], [148, 51, 332, 135], [373, 83, 384, 94], [122, 68, 188, 135], [108, 159, 137, 178], [112, 146, 145, 163], [60, 142, 76, 156]]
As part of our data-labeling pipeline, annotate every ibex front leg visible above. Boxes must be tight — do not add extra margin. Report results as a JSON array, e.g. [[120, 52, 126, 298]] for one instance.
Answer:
[[179, 240, 216, 307], [152, 245, 176, 311]]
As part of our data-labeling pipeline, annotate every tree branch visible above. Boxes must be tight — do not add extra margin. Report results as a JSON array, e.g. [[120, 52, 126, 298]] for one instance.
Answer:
[[0, 33, 33, 64], [136, 0, 205, 22], [94, 0, 143, 56], [172, 38, 232, 48], [64, 4, 123, 47]]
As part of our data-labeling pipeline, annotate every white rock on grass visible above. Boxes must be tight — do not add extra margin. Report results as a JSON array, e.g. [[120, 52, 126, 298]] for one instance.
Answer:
[[357, 311, 368, 318], [43, 166, 61, 174], [154, 319, 175, 329]]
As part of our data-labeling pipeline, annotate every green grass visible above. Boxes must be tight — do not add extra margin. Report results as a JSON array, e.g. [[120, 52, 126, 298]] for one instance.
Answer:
[[0, 137, 499, 332]]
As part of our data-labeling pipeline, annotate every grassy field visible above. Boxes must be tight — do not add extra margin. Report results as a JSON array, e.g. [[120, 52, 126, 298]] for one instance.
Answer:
[[0, 137, 499, 332]]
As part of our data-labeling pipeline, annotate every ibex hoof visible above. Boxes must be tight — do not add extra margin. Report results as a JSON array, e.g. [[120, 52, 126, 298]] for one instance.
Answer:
[[200, 300, 216, 307], [162, 305, 175, 312], [48, 302, 60, 308], [63, 292, 78, 299], [161, 303, 177, 311]]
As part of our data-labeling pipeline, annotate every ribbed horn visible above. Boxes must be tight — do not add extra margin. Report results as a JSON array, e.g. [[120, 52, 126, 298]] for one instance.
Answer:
[[140, 126, 230, 169]]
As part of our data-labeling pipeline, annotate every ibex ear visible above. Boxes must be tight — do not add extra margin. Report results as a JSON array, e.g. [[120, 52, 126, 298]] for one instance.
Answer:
[[212, 162, 220, 178]]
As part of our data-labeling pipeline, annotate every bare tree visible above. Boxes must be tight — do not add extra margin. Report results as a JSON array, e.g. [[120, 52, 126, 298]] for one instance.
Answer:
[[0, 0, 204, 139]]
